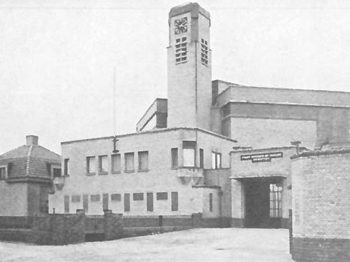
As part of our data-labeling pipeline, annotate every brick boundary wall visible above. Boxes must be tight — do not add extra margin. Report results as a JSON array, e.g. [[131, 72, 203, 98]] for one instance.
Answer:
[[0, 212, 228, 244], [291, 149, 350, 262]]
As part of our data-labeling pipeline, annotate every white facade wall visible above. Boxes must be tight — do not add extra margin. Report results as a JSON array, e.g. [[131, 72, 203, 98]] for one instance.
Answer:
[[49, 128, 236, 216]]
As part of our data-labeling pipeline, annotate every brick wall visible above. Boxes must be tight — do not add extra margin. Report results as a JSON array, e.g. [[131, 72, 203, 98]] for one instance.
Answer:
[[291, 150, 350, 262]]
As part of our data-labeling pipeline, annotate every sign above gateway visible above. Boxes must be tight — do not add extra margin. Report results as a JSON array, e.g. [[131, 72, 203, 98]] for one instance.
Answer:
[[240, 152, 283, 163]]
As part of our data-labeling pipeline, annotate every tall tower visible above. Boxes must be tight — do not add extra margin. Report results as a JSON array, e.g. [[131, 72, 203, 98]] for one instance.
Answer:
[[167, 3, 212, 130]]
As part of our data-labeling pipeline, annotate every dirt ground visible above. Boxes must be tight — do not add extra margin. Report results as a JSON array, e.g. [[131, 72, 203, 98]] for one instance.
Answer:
[[0, 228, 294, 262]]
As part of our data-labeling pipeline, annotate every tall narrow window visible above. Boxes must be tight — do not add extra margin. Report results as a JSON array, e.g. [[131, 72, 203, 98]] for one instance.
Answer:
[[201, 38, 209, 65], [171, 192, 178, 211], [98, 155, 108, 174], [64, 195, 70, 213], [147, 192, 154, 212], [86, 156, 96, 175], [124, 193, 130, 212], [209, 193, 213, 212], [64, 158, 70, 176], [171, 148, 178, 168], [83, 194, 89, 213], [111, 154, 121, 173], [270, 183, 283, 217], [0, 166, 7, 180], [199, 149, 204, 168], [183, 141, 196, 167], [138, 151, 149, 171], [211, 152, 222, 169], [175, 37, 187, 64], [103, 193, 109, 211], [124, 153, 134, 172]]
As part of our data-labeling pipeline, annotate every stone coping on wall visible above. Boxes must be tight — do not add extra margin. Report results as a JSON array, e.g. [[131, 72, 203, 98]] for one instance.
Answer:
[[291, 147, 350, 159]]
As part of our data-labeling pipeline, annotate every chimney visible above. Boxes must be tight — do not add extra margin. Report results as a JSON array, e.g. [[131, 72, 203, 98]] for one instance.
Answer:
[[26, 135, 39, 146]]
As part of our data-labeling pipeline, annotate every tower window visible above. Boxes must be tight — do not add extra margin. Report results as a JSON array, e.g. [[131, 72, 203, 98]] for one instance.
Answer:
[[201, 38, 208, 66], [175, 37, 187, 64]]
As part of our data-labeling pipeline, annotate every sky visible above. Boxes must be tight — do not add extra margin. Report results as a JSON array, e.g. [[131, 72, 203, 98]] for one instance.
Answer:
[[1, 0, 350, 154]]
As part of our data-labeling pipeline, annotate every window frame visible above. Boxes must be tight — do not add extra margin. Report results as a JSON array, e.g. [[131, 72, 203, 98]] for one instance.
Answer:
[[269, 183, 283, 218], [182, 141, 196, 168], [86, 156, 96, 175], [63, 158, 70, 176], [50, 164, 61, 178], [211, 152, 222, 169], [111, 154, 121, 174], [98, 155, 108, 175], [124, 152, 135, 173], [0, 165, 8, 180], [171, 148, 178, 169], [138, 151, 149, 172]]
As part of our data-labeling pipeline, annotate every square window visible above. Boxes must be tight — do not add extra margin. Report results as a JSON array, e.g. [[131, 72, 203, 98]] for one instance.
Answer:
[[111, 154, 121, 173], [156, 192, 168, 200], [111, 193, 121, 201], [124, 153, 135, 172], [133, 193, 144, 201]]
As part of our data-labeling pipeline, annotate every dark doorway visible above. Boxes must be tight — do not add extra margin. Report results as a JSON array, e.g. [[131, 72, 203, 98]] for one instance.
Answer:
[[244, 178, 283, 228]]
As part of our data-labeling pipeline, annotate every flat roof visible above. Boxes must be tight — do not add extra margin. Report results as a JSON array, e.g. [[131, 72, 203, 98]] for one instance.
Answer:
[[61, 127, 238, 145]]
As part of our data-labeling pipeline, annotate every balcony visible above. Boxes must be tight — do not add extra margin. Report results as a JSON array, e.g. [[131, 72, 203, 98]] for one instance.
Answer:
[[175, 167, 204, 185]]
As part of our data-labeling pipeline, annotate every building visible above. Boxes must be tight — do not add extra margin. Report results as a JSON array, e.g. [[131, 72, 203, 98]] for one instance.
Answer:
[[49, 2, 350, 230], [0, 135, 61, 216]]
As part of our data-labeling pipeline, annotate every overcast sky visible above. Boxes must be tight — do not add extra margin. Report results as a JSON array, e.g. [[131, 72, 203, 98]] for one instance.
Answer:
[[1, 0, 350, 154]]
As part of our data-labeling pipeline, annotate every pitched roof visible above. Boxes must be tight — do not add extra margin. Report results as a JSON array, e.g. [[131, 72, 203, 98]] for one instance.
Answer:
[[0, 144, 60, 178]]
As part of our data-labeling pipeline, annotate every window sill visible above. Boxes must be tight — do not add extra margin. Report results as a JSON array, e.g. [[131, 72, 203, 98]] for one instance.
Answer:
[[86, 172, 96, 176], [124, 170, 135, 173], [137, 169, 149, 173], [98, 171, 108, 176]]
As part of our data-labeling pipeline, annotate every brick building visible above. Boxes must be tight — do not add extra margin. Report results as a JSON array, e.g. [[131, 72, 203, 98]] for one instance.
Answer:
[[0, 135, 61, 216], [49, 2, 350, 238]]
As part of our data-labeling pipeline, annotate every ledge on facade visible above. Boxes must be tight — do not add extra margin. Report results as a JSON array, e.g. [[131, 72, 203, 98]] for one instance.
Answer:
[[230, 146, 309, 154], [192, 185, 220, 189], [230, 175, 287, 180], [6, 176, 52, 184]]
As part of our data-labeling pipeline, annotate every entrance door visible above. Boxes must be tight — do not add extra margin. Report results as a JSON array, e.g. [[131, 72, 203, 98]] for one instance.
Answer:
[[244, 178, 283, 228]]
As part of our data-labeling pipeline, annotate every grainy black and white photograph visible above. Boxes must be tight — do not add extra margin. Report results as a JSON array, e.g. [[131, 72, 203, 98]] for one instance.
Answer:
[[0, 0, 349, 261]]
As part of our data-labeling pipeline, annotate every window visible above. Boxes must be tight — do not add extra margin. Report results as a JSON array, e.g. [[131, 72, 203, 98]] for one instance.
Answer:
[[211, 152, 222, 169], [64, 158, 70, 176], [64, 195, 70, 213], [175, 37, 187, 64], [199, 149, 204, 168], [91, 194, 100, 202], [124, 193, 130, 212], [111, 154, 121, 173], [171, 148, 178, 168], [171, 192, 178, 211], [124, 153, 135, 172], [83, 194, 89, 212], [133, 193, 144, 201], [270, 183, 282, 217], [111, 193, 121, 201], [0, 166, 7, 180], [71, 195, 81, 203], [201, 38, 209, 65], [86, 156, 96, 175], [209, 193, 213, 212], [183, 141, 196, 167], [156, 192, 168, 200], [98, 155, 108, 174], [147, 193, 153, 212], [138, 151, 149, 171], [52, 168, 61, 178]]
